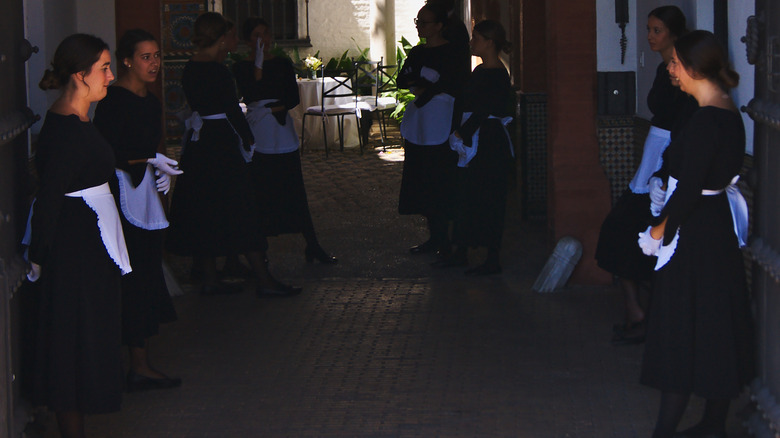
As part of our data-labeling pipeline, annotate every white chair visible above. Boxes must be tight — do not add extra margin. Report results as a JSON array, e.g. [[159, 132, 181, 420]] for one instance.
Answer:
[[355, 57, 398, 150], [300, 66, 369, 156]]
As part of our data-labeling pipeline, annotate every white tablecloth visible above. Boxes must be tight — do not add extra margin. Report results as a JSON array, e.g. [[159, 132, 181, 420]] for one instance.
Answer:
[[290, 78, 360, 150]]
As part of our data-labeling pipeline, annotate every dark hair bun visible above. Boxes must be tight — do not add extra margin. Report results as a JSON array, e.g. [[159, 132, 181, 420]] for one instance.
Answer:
[[38, 34, 109, 91], [38, 68, 61, 90]]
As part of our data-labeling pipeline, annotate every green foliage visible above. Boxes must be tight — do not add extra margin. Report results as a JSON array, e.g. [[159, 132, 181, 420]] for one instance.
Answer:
[[389, 36, 417, 122], [324, 50, 352, 71]]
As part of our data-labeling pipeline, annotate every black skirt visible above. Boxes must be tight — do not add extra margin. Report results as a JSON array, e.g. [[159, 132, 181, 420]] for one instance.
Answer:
[[595, 189, 656, 281], [34, 198, 123, 414], [452, 122, 512, 249], [119, 221, 177, 347], [166, 120, 264, 256], [640, 194, 755, 398], [250, 150, 315, 237], [398, 141, 458, 218]]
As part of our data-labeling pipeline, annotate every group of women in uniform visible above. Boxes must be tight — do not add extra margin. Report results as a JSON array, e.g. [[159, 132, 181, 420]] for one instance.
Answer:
[[594, 5, 755, 438], [26, 11, 336, 437], [25, 4, 755, 438], [399, 3, 514, 276]]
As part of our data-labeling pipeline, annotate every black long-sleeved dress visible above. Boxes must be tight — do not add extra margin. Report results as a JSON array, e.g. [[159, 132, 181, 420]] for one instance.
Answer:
[[595, 62, 697, 281], [30, 112, 123, 413], [452, 65, 514, 249], [640, 107, 754, 398], [397, 42, 468, 219], [94, 86, 177, 348], [166, 60, 264, 256], [233, 58, 319, 237]]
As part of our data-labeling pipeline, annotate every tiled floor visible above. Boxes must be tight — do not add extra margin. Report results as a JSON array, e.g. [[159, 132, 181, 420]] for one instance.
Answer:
[[56, 126, 751, 437]]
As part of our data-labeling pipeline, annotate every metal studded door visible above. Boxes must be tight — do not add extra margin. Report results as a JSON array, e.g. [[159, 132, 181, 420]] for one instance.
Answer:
[[742, 1, 780, 435], [0, 0, 40, 435]]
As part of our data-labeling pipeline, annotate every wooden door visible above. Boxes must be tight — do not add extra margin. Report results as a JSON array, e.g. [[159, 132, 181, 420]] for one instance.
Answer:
[[743, 0, 780, 434], [0, 0, 41, 435]]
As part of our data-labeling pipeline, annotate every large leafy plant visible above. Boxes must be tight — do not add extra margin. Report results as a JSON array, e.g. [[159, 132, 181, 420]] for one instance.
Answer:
[[388, 36, 417, 122]]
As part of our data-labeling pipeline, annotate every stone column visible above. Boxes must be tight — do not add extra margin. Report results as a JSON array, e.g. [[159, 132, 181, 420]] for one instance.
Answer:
[[371, 0, 396, 64], [545, 0, 612, 284]]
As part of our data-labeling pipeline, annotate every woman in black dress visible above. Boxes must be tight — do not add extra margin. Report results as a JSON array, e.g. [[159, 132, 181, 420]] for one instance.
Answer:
[[166, 12, 300, 296], [637, 30, 754, 438], [233, 17, 336, 265], [398, 3, 470, 255], [435, 20, 513, 275], [94, 29, 181, 392], [30, 34, 127, 438], [595, 6, 697, 344]]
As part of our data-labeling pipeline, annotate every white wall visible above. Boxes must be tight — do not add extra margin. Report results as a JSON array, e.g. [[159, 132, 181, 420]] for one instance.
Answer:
[[302, 0, 372, 61], [300, 0, 423, 65], [634, 0, 696, 120], [728, 1, 755, 155], [596, 0, 638, 72], [24, 0, 115, 133]]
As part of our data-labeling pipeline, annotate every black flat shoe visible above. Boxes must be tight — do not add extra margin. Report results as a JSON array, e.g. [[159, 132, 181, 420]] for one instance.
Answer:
[[464, 264, 502, 276], [409, 240, 435, 255], [126, 371, 182, 392], [200, 282, 244, 295], [305, 246, 338, 264], [256, 281, 302, 298]]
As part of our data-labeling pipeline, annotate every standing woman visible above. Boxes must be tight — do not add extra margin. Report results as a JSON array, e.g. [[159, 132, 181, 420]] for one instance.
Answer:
[[30, 34, 129, 437], [595, 5, 697, 344], [398, 2, 470, 255], [233, 17, 336, 266], [166, 12, 300, 296], [439, 20, 514, 275], [638, 30, 754, 438], [94, 29, 181, 391]]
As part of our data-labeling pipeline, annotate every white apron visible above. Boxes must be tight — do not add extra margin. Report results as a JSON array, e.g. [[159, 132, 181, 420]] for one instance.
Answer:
[[245, 99, 299, 154], [629, 126, 671, 194], [400, 93, 455, 145], [65, 182, 132, 275], [115, 165, 169, 230]]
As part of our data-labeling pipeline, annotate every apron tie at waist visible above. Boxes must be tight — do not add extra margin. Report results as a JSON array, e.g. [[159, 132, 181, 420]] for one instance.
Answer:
[[184, 112, 228, 142], [65, 182, 132, 275], [449, 114, 514, 168], [654, 175, 747, 271], [701, 175, 748, 247]]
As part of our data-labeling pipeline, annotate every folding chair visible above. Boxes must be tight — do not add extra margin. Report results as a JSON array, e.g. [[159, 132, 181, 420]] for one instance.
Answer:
[[300, 66, 369, 156], [355, 57, 398, 151]]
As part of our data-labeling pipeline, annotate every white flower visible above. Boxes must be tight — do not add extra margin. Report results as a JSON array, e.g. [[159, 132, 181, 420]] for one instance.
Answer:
[[304, 55, 322, 71]]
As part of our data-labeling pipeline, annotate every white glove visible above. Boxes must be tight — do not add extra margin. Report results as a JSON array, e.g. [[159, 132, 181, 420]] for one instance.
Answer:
[[148, 153, 183, 176], [155, 169, 171, 195], [648, 176, 666, 217], [27, 262, 41, 282], [254, 38, 265, 69], [420, 66, 440, 83], [637, 226, 662, 256]]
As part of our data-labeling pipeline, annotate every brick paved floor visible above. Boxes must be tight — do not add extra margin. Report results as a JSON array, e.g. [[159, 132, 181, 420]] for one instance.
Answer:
[[75, 126, 750, 437]]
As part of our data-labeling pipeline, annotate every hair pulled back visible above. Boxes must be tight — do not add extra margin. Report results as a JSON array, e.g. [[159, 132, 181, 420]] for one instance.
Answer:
[[39, 33, 108, 90], [420, 3, 448, 27], [674, 30, 739, 90], [116, 28, 156, 73], [242, 17, 269, 42], [191, 12, 229, 49], [649, 5, 688, 39], [473, 20, 512, 54]]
